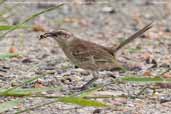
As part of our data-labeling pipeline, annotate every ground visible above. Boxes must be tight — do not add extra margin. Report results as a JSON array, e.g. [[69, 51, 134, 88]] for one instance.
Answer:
[[1, 0, 171, 114]]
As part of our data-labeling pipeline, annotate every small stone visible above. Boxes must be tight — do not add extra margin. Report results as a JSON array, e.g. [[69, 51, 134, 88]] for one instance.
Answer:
[[93, 109, 101, 114], [80, 71, 90, 75], [11, 81, 20, 86], [44, 66, 55, 70], [41, 54, 49, 59], [22, 58, 33, 63], [102, 6, 116, 14], [164, 27, 171, 32]]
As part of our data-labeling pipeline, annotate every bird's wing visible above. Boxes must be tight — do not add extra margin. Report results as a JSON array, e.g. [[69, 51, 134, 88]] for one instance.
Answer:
[[67, 38, 123, 70], [69, 39, 114, 63]]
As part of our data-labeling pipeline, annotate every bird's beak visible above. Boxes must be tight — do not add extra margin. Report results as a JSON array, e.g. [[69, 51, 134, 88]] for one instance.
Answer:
[[39, 32, 57, 40]]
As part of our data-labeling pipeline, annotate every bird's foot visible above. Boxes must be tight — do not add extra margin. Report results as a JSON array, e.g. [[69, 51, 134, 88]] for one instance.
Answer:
[[71, 76, 98, 91]]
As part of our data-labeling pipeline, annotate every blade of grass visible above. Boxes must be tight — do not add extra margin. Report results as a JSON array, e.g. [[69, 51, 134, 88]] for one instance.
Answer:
[[15, 85, 108, 113], [57, 96, 108, 107], [0, 99, 21, 113], [15, 95, 107, 114], [0, 53, 20, 60], [3, 61, 47, 93], [3, 74, 47, 94], [0, 3, 64, 40], [0, 87, 61, 97], [3, 60, 50, 94], [121, 76, 171, 83], [0, 25, 31, 31]]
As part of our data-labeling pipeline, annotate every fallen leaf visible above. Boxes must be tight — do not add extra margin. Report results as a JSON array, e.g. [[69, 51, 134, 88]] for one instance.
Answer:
[[34, 83, 45, 88], [32, 24, 46, 32], [9, 47, 17, 54], [143, 71, 152, 77]]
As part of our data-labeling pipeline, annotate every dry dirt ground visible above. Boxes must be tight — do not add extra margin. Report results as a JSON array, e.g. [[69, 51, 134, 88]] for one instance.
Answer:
[[1, 0, 171, 114]]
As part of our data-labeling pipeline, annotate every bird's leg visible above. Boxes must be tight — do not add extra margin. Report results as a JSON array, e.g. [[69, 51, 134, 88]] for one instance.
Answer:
[[79, 71, 98, 91], [77, 56, 99, 90], [73, 71, 99, 91]]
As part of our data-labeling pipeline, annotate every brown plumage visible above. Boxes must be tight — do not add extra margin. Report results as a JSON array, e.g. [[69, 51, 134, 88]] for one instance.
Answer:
[[40, 23, 152, 90]]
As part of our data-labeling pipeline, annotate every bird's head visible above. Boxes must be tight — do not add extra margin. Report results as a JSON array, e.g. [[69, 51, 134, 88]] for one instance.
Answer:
[[40, 30, 73, 46]]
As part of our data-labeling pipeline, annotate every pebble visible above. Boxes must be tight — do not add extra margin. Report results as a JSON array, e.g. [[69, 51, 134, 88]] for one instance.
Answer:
[[101, 6, 116, 14]]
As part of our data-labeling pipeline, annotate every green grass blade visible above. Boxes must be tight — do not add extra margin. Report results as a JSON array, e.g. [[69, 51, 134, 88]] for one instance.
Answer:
[[0, 3, 64, 40], [0, 87, 61, 97], [0, 25, 31, 31], [22, 4, 64, 24], [58, 96, 108, 107], [0, 53, 20, 60], [3, 74, 47, 94], [0, 99, 21, 113], [121, 76, 171, 83]]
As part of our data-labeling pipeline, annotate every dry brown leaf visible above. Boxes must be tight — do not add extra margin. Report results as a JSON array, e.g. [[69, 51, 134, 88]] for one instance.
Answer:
[[143, 71, 152, 77], [34, 83, 45, 88], [9, 47, 17, 53], [33, 24, 46, 32]]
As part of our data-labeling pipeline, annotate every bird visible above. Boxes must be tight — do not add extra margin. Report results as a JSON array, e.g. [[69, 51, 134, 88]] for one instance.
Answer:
[[40, 23, 152, 90]]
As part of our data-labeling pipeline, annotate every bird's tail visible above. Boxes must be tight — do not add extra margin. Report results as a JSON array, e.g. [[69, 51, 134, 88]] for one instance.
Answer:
[[114, 22, 152, 53]]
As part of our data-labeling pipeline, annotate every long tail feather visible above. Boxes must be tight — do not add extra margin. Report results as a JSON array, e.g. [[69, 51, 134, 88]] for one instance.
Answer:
[[114, 22, 152, 53]]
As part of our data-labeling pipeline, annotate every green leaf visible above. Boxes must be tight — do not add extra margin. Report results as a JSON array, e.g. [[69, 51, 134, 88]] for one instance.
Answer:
[[0, 99, 21, 113], [121, 76, 171, 83], [0, 87, 61, 97], [0, 25, 31, 31], [0, 53, 20, 60], [0, 3, 64, 40], [58, 96, 107, 107]]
